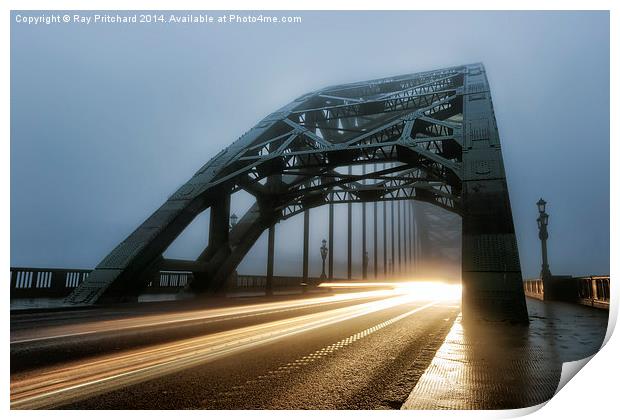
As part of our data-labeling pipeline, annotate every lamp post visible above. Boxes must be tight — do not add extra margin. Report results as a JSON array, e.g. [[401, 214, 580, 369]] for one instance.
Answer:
[[536, 199, 552, 283], [320, 239, 328, 280], [229, 213, 238, 230]]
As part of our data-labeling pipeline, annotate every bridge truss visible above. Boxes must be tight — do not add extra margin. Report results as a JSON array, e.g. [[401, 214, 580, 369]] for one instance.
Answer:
[[65, 63, 528, 322]]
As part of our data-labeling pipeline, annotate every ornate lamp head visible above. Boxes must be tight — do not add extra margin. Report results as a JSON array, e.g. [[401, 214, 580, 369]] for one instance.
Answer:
[[320, 239, 328, 259]]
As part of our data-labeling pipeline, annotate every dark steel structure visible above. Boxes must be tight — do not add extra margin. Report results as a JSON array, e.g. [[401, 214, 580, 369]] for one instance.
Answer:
[[64, 63, 528, 323]]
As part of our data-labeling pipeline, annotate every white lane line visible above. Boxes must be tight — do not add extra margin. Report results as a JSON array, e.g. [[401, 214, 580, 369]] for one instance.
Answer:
[[212, 300, 440, 404], [11, 292, 396, 344]]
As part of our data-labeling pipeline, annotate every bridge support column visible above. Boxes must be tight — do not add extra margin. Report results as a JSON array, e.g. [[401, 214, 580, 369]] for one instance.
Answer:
[[410, 202, 415, 274], [390, 199, 395, 276], [303, 209, 309, 291], [266, 225, 275, 296], [397, 199, 402, 276], [328, 202, 334, 280], [190, 194, 231, 294], [206, 194, 230, 260], [383, 171, 388, 279], [347, 166, 352, 280], [461, 181, 528, 323], [461, 63, 528, 324], [373, 168, 378, 279], [403, 200, 408, 275], [362, 166, 367, 279]]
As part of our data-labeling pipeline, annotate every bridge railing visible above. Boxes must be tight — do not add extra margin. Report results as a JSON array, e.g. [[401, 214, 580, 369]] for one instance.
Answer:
[[523, 279, 545, 300], [10, 267, 195, 299], [10, 267, 330, 300], [145, 271, 193, 293], [234, 275, 328, 289], [575, 276, 610, 309], [10, 267, 92, 299], [523, 275, 610, 309]]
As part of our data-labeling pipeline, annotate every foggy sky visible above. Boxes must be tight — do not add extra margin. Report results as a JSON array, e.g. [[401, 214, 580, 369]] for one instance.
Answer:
[[10, 11, 610, 280]]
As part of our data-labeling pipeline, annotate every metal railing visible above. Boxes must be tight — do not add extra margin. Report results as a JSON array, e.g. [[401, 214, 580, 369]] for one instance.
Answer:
[[576, 276, 610, 309], [145, 271, 193, 292], [10, 267, 194, 299], [523, 275, 610, 309], [523, 279, 544, 298], [11, 267, 92, 299], [234, 275, 326, 289], [10, 267, 330, 300]]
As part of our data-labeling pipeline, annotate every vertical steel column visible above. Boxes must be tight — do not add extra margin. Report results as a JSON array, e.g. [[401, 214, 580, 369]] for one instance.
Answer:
[[383, 170, 388, 279], [410, 201, 415, 273], [362, 165, 367, 279], [415, 205, 420, 273], [373, 164, 378, 279], [461, 63, 528, 323], [347, 166, 352, 280], [265, 169, 280, 296], [328, 202, 334, 280], [390, 197, 395, 275], [302, 209, 309, 290], [404, 199, 408, 275], [207, 194, 231, 257], [266, 225, 275, 296], [190, 193, 232, 294], [397, 199, 402, 275]]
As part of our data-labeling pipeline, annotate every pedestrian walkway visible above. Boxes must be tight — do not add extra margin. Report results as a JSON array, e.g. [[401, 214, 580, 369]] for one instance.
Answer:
[[402, 298, 608, 410]]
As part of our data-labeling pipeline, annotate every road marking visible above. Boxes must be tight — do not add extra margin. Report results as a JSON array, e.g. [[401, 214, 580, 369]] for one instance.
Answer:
[[211, 300, 440, 405]]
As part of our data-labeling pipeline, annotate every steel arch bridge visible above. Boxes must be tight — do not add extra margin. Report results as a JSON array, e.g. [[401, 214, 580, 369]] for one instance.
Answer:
[[65, 63, 529, 323]]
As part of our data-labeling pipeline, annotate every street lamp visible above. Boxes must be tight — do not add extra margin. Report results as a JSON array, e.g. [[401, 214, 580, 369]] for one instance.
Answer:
[[229, 213, 238, 230], [536, 198, 551, 283], [320, 239, 328, 280]]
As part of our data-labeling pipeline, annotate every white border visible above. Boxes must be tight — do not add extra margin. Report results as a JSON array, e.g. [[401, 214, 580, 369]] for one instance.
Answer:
[[2, 1, 617, 419]]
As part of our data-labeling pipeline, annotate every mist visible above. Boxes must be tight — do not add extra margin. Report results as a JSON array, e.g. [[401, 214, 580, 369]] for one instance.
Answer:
[[10, 11, 609, 280]]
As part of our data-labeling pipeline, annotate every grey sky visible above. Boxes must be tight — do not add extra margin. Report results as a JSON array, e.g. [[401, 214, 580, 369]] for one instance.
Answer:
[[10, 11, 609, 279]]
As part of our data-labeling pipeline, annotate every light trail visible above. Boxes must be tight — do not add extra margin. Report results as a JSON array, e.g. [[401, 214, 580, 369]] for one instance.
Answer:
[[319, 280, 462, 301], [11, 281, 461, 409], [11, 289, 398, 344]]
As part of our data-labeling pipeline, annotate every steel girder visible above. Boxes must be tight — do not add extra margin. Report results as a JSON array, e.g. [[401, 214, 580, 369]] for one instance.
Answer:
[[64, 63, 528, 323]]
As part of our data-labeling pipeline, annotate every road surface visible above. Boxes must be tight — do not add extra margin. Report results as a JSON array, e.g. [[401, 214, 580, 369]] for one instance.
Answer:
[[11, 283, 461, 409]]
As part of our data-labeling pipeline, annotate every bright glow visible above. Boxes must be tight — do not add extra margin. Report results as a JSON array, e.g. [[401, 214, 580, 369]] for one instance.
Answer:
[[317, 282, 395, 289], [393, 281, 462, 301], [319, 280, 462, 301]]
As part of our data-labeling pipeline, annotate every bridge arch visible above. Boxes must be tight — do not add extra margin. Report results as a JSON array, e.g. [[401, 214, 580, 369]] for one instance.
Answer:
[[65, 63, 528, 323]]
